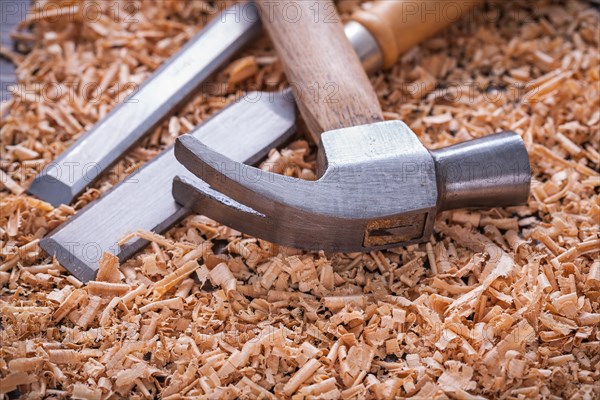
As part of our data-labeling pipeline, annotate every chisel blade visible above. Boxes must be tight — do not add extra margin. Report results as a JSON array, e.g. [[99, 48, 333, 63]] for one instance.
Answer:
[[28, 2, 261, 207], [41, 90, 296, 282]]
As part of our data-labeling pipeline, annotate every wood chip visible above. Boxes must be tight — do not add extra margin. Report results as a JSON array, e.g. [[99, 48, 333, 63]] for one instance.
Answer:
[[226, 56, 259, 85], [209, 262, 237, 294], [152, 260, 199, 299], [282, 359, 322, 396], [87, 281, 130, 297], [0, 169, 25, 195], [96, 253, 122, 283]]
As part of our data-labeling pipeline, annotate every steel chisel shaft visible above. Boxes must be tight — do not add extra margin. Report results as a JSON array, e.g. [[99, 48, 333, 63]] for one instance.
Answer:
[[28, 3, 261, 207]]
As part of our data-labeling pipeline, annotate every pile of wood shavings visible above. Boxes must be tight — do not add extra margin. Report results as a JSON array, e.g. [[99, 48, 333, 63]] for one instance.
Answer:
[[1, 0, 599, 398]]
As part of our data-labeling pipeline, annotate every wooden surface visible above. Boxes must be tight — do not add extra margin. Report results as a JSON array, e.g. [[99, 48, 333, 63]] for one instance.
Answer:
[[256, 0, 383, 140], [353, 0, 482, 68], [1, 1, 599, 398]]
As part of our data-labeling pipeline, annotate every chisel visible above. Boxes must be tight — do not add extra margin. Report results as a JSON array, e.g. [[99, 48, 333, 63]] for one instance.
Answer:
[[28, 2, 261, 206]]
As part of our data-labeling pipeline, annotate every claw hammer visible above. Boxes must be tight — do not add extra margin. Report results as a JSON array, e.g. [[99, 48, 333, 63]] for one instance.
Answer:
[[173, 0, 531, 252]]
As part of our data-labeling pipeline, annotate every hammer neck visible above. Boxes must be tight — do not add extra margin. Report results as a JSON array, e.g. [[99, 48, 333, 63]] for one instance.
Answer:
[[430, 131, 531, 212]]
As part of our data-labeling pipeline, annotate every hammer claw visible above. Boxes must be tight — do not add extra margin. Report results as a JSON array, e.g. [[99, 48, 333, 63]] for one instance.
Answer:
[[172, 175, 276, 238], [174, 134, 319, 218]]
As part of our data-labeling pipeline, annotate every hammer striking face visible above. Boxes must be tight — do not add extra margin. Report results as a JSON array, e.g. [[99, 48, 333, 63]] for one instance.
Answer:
[[172, 121, 530, 252]]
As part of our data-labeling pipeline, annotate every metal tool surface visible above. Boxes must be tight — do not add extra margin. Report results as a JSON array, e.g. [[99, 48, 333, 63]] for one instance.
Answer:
[[28, 2, 261, 207], [173, 0, 531, 252], [41, 91, 296, 282], [174, 126, 530, 252]]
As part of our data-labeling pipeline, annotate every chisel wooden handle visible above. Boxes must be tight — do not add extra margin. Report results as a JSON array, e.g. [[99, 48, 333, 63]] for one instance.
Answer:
[[352, 0, 482, 68], [256, 0, 383, 137]]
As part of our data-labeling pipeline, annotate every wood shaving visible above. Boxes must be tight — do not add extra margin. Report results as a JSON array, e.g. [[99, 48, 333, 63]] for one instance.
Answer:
[[95, 252, 122, 283], [1, 1, 599, 399], [226, 55, 259, 86]]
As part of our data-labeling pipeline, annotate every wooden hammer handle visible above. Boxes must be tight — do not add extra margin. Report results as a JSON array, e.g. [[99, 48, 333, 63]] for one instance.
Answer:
[[256, 0, 383, 137], [352, 0, 482, 69]]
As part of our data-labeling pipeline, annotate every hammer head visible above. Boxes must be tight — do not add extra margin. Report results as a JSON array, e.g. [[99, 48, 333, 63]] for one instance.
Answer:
[[173, 121, 530, 252]]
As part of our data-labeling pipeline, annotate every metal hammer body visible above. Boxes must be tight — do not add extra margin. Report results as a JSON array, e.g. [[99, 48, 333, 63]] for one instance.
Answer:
[[174, 121, 530, 252]]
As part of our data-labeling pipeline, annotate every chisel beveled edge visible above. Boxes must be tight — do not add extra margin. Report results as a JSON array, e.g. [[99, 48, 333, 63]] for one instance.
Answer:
[[40, 90, 296, 282], [28, 2, 262, 207]]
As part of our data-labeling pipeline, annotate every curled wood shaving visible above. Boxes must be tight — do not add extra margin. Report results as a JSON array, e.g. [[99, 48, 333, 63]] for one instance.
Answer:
[[152, 260, 199, 299], [0, 373, 37, 394], [71, 383, 102, 400], [87, 281, 130, 297], [0, 170, 25, 195], [209, 262, 237, 294], [282, 359, 322, 396], [95, 252, 122, 283], [226, 56, 259, 85], [53, 289, 85, 322]]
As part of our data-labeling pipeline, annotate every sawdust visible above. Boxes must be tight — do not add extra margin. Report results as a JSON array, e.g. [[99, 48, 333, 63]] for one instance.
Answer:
[[1, 0, 599, 399]]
